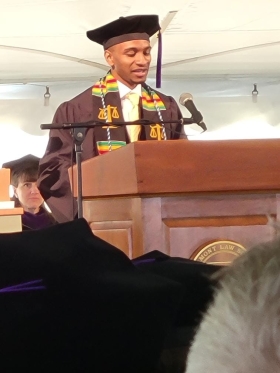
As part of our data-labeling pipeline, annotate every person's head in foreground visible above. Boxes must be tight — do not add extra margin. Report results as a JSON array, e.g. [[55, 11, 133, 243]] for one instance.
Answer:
[[87, 14, 161, 89], [186, 236, 280, 372]]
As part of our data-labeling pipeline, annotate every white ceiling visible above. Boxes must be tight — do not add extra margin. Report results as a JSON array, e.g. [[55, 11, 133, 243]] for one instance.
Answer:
[[2, 0, 280, 165], [1, 0, 280, 85]]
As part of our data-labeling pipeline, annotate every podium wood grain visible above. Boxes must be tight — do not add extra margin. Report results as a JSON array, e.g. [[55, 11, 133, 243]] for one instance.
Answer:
[[69, 139, 280, 259]]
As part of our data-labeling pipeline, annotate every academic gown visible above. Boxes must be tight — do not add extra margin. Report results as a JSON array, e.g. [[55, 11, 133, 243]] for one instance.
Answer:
[[38, 85, 184, 223], [0, 218, 184, 373], [22, 206, 57, 230], [0, 218, 220, 373]]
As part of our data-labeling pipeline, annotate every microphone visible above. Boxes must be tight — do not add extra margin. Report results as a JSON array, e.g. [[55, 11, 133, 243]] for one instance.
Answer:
[[179, 93, 207, 131]]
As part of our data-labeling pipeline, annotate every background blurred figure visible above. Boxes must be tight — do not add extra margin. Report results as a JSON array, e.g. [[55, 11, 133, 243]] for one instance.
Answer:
[[2, 154, 56, 230], [186, 235, 280, 372]]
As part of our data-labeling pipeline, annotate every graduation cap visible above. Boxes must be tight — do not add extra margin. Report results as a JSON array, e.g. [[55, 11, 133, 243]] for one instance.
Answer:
[[87, 15, 163, 88], [0, 215, 221, 371], [0, 218, 184, 372], [2, 154, 40, 184], [2, 154, 39, 174]]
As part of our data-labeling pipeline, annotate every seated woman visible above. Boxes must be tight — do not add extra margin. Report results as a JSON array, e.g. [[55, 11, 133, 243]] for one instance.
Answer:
[[3, 154, 57, 230]]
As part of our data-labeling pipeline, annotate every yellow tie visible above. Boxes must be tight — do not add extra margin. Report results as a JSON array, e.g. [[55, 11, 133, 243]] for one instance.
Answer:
[[126, 92, 141, 142]]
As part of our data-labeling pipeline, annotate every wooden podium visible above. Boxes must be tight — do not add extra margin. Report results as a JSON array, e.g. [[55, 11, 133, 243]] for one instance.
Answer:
[[70, 139, 280, 260], [0, 168, 23, 233]]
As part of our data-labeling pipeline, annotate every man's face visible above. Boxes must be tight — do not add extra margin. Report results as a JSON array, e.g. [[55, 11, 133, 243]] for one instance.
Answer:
[[14, 177, 44, 213], [105, 39, 152, 88]]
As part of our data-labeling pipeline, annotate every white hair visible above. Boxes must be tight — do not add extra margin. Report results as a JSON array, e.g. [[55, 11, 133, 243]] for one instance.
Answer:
[[186, 238, 280, 373]]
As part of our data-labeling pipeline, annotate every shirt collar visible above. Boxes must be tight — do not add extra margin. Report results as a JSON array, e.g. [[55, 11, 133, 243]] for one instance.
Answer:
[[117, 80, 142, 100]]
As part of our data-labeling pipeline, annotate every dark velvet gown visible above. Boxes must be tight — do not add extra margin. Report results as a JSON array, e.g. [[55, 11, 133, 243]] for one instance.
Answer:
[[38, 80, 185, 223]]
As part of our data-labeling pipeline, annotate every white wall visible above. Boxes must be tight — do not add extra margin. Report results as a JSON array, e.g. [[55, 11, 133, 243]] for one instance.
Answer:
[[159, 77, 280, 139], [0, 82, 90, 165], [1, 76, 280, 165]]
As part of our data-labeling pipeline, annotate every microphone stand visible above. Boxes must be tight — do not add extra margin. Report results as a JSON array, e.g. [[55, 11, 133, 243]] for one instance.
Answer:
[[72, 127, 86, 218], [40, 117, 196, 219], [40, 118, 194, 130]]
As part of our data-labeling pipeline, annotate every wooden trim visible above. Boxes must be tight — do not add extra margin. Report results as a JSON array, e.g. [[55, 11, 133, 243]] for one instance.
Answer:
[[89, 220, 132, 230], [163, 214, 274, 228], [0, 207, 23, 216], [0, 168, 10, 200], [71, 139, 280, 197]]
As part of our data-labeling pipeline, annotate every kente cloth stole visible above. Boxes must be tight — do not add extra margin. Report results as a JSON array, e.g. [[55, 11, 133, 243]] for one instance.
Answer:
[[92, 73, 166, 112], [91, 73, 167, 154]]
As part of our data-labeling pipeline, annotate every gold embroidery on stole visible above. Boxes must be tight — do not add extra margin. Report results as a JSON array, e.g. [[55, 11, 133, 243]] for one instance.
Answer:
[[150, 124, 164, 140], [98, 105, 120, 120]]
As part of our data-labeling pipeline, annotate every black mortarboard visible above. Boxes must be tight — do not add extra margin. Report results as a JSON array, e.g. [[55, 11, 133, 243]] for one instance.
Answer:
[[2, 154, 40, 176], [0, 218, 184, 372], [87, 15, 160, 49], [87, 15, 163, 88]]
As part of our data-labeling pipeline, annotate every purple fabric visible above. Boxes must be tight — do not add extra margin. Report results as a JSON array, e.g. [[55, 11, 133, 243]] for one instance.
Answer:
[[156, 30, 162, 88], [0, 279, 46, 293], [0, 287, 46, 293], [22, 208, 54, 230], [132, 258, 156, 266]]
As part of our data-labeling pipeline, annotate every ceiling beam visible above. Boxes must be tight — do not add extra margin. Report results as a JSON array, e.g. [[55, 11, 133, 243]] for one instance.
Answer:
[[0, 45, 108, 71]]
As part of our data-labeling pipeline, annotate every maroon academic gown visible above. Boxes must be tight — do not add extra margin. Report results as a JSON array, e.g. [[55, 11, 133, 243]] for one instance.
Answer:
[[38, 85, 184, 223]]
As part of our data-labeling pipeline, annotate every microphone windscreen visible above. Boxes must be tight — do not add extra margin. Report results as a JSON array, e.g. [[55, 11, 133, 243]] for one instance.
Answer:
[[179, 93, 193, 106]]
